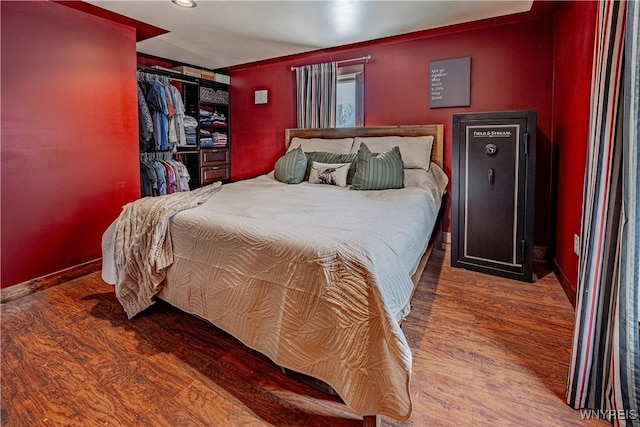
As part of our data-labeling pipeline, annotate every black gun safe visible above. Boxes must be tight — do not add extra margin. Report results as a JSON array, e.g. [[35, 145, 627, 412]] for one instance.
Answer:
[[451, 110, 536, 282]]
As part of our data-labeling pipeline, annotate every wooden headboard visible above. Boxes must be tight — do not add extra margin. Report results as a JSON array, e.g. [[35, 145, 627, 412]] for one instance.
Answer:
[[285, 125, 444, 169]]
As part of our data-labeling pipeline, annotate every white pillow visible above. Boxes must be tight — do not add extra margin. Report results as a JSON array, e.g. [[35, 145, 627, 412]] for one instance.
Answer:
[[404, 163, 449, 194], [351, 136, 434, 170], [308, 162, 350, 187], [287, 137, 354, 154], [404, 168, 432, 189]]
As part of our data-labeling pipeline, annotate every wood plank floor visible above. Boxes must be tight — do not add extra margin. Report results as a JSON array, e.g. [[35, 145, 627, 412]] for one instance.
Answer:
[[1, 248, 609, 426]]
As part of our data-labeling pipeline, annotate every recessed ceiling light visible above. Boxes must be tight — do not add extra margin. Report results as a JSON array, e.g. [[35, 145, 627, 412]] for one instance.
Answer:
[[171, 0, 197, 8]]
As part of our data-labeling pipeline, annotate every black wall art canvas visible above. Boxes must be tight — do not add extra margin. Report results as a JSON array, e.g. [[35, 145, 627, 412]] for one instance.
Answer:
[[429, 57, 471, 108]]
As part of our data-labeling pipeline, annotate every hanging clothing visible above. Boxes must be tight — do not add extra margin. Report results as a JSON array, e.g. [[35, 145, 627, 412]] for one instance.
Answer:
[[151, 160, 167, 196], [168, 85, 187, 147], [170, 160, 191, 191], [140, 161, 159, 197], [137, 72, 193, 196], [137, 84, 154, 150], [140, 157, 191, 197], [161, 161, 177, 194], [146, 82, 169, 151]]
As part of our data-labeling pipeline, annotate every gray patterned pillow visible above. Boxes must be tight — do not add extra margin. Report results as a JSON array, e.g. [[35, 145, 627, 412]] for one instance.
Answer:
[[308, 162, 351, 187], [274, 145, 307, 184], [351, 143, 404, 190], [304, 152, 357, 183]]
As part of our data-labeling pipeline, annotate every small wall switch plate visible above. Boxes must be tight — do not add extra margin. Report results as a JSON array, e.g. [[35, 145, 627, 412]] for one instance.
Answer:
[[254, 90, 268, 105], [573, 234, 580, 255]]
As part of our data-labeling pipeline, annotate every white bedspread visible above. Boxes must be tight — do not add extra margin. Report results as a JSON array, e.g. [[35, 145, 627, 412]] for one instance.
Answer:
[[158, 166, 445, 420], [103, 164, 447, 420]]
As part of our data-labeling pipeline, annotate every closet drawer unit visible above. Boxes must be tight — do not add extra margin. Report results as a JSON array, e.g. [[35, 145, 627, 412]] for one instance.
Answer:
[[201, 148, 229, 166], [201, 165, 229, 185]]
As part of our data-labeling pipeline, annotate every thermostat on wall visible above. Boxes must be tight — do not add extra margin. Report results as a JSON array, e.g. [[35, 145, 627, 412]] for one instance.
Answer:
[[254, 90, 268, 105]]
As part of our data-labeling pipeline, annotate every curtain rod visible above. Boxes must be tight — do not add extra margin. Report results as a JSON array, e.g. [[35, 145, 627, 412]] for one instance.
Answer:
[[290, 55, 371, 71]]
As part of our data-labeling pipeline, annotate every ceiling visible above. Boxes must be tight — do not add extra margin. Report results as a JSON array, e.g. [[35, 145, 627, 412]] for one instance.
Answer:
[[87, 1, 533, 71]]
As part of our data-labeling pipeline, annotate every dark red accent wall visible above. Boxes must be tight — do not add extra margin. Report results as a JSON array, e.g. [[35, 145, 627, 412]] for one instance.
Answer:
[[1, 2, 140, 288], [53, 1, 169, 42], [552, 2, 597, 289], [229, 15, 555, 246]]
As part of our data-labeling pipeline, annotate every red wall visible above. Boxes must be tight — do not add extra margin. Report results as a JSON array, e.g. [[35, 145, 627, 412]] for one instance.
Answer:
[[1, 2, 140, 287], [228, 15, 555, 247], [552, 2, 597, 289]]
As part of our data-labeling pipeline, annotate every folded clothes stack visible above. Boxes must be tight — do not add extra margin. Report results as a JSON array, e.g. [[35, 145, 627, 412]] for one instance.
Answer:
[[184, 115, 198, 146], [211, 112, 227, 127], [212, 132, 227, 147], [199, 110, 227, 128], [200, 137, 214, 148]]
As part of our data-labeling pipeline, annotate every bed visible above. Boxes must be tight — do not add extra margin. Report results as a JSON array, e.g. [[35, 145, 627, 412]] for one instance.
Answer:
[[102, 125, 447, 425]]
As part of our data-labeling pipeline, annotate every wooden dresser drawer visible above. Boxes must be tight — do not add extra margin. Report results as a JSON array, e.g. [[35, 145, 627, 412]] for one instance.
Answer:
[[201, 148, 229, 166], [201, 166, 229, 185]]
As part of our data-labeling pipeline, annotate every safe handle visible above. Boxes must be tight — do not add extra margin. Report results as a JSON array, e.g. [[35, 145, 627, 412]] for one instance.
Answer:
[[488, 168, 495, 185]]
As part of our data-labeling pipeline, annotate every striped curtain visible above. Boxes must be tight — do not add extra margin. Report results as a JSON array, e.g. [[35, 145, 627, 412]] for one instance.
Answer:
[[567, 1, 640, 425], [618, 0, 640, 423], [295, 62, 337, 128]]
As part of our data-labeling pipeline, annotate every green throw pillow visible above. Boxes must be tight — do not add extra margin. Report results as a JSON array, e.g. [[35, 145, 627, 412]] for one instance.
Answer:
[[351, 143, 404, 190], [305, 152, 357, 184], [274, 145, 307, 184]]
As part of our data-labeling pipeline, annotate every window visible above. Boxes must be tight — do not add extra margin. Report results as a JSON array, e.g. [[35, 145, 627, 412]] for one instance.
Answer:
[[336, 64, 364, 127]]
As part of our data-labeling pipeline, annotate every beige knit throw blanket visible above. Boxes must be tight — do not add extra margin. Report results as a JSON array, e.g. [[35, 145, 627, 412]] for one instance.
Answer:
[[114, 183, 222, 318]]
